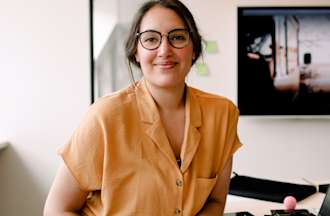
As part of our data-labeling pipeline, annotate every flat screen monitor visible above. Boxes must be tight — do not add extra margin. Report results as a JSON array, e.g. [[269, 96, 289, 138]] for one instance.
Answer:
[[237, 7, 330, 116]]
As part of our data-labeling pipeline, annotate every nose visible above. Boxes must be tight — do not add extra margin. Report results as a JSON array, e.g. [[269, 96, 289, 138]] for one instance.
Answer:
[[157, 36, 172, 56]]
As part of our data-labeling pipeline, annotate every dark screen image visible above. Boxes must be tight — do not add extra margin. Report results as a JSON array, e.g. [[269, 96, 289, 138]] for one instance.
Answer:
[[238, 8, 330, 116]]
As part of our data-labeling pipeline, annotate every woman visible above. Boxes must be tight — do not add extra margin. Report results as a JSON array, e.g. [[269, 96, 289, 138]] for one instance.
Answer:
[[44, 0, 241, 215]]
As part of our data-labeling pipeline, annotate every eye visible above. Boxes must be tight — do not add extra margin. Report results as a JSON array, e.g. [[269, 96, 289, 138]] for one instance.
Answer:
[[171, 34, 187, 41], [143, 36, 159, 43]]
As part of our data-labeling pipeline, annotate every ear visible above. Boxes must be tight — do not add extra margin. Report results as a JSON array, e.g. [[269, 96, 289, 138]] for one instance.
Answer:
[[192, 52, 196, 61]]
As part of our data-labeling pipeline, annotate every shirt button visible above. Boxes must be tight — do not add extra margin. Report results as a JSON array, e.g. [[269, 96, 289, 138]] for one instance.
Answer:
[[176, 179, 183, 187], [174, 208, 181, 215]]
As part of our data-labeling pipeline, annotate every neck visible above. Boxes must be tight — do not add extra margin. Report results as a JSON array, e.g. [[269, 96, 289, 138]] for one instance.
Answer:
[[145, 81, 186, 112]]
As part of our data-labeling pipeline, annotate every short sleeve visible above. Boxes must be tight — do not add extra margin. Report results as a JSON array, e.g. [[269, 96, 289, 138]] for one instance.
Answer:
[[228, 106, 242, 156], [58, 107, 105, 191], [217, 103, 242, 175]]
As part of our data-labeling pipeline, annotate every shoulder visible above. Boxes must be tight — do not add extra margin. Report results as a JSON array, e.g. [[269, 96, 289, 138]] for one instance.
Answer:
[[188, 86, 239, 113], [86, 84, 137, 119]]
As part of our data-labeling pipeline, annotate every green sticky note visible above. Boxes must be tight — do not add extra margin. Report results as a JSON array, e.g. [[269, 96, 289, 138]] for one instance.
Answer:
[[205, 40, 218, 54], [195, 63, 209, 76]]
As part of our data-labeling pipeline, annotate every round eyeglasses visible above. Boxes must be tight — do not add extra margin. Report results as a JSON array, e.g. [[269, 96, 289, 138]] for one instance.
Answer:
[[136, 28, 190, 50]]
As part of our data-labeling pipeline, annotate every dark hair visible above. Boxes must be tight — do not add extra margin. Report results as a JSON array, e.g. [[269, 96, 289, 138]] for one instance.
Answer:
[[125, 0, 202, 70]]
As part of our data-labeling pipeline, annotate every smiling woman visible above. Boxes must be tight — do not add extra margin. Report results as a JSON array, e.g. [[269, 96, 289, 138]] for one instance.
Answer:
[[44, 1, 242, 216], [134, 5, 195, 89]]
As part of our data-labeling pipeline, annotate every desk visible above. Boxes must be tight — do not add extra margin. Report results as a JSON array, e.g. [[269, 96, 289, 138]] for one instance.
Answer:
[[225, 193, 325, 215]]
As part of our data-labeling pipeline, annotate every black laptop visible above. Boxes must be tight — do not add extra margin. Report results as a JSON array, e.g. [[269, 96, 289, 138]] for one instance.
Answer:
[[318, 187, 330, 216]]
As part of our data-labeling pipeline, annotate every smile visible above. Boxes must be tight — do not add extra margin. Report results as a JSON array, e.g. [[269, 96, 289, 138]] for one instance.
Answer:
[[154, 62, 178, 69]]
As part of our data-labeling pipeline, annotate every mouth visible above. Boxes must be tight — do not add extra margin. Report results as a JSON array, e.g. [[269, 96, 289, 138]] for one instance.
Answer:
[[154, 61, 178, 69]]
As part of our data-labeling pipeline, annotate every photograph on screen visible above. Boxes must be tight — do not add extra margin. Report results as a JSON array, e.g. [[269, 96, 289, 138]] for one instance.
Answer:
[[237, 8, 330, 116]]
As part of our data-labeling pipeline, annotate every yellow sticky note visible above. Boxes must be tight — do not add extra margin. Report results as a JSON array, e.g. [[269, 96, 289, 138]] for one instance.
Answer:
[[195, 63, 209, 76], [205, 40, 218, 54]]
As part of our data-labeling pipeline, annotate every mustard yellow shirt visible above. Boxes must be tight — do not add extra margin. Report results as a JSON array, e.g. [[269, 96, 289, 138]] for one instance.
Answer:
[[59, 80, 241, 216]]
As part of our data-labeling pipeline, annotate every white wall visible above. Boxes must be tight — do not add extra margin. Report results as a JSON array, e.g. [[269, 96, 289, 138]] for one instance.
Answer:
[[0, 0, 90, 215], [1, 0, 330, 215], [183, 0, 330, 182]]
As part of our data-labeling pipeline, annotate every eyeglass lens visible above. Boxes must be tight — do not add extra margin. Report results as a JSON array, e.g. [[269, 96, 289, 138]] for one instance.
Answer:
[[139, 29, 189, 50]]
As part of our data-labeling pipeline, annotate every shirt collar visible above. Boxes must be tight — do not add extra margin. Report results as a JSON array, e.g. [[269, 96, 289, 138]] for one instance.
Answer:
[[135, 79, 201, 128]]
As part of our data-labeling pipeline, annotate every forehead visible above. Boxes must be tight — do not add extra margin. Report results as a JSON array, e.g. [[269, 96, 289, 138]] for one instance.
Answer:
[[139, 5, 186, 32]]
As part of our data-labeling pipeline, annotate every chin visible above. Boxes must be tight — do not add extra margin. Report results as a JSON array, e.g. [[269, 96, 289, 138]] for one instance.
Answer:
[[150, 78, 185, 89]]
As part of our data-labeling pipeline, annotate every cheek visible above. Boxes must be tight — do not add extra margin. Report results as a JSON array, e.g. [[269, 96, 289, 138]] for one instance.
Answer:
[[180, 49, 194, 66], [180, 43, 194, 60], [136, 47, 154, 65]]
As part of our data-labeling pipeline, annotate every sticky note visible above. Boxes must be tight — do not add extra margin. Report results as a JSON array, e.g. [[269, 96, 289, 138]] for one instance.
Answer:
[[195, 63, 209, 76], [205, 40, 218, 54]]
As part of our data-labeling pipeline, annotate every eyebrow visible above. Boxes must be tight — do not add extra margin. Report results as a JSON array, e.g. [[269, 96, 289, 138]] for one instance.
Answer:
[[138, 28, 188, 34]]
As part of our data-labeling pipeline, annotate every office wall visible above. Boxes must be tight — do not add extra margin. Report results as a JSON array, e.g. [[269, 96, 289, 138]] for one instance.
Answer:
[[0, 0, 90, 215], [183, 0, 330, 182], [0, 0, 330, 215]]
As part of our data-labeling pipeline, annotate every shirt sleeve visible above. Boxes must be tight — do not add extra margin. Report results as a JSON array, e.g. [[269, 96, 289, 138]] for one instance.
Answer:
[[228, 106, 242, 156], [217, 103, 242, 175], [57, 107, 105, 191]]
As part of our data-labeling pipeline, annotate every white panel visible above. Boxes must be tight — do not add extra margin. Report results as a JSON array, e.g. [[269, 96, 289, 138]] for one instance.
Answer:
[[0, 0, 90, 215]]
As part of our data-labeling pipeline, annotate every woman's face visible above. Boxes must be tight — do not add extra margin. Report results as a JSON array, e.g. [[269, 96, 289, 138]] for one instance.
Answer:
[[135, 6, 195, 89]]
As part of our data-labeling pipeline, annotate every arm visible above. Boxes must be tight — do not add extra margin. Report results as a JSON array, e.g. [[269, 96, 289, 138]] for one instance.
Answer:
[[197, 157, 233, 216], [43, 163, 89, 216]]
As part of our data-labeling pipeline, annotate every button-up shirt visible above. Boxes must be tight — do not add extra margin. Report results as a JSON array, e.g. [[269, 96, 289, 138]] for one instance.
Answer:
[[59, 79, 241, 215]]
